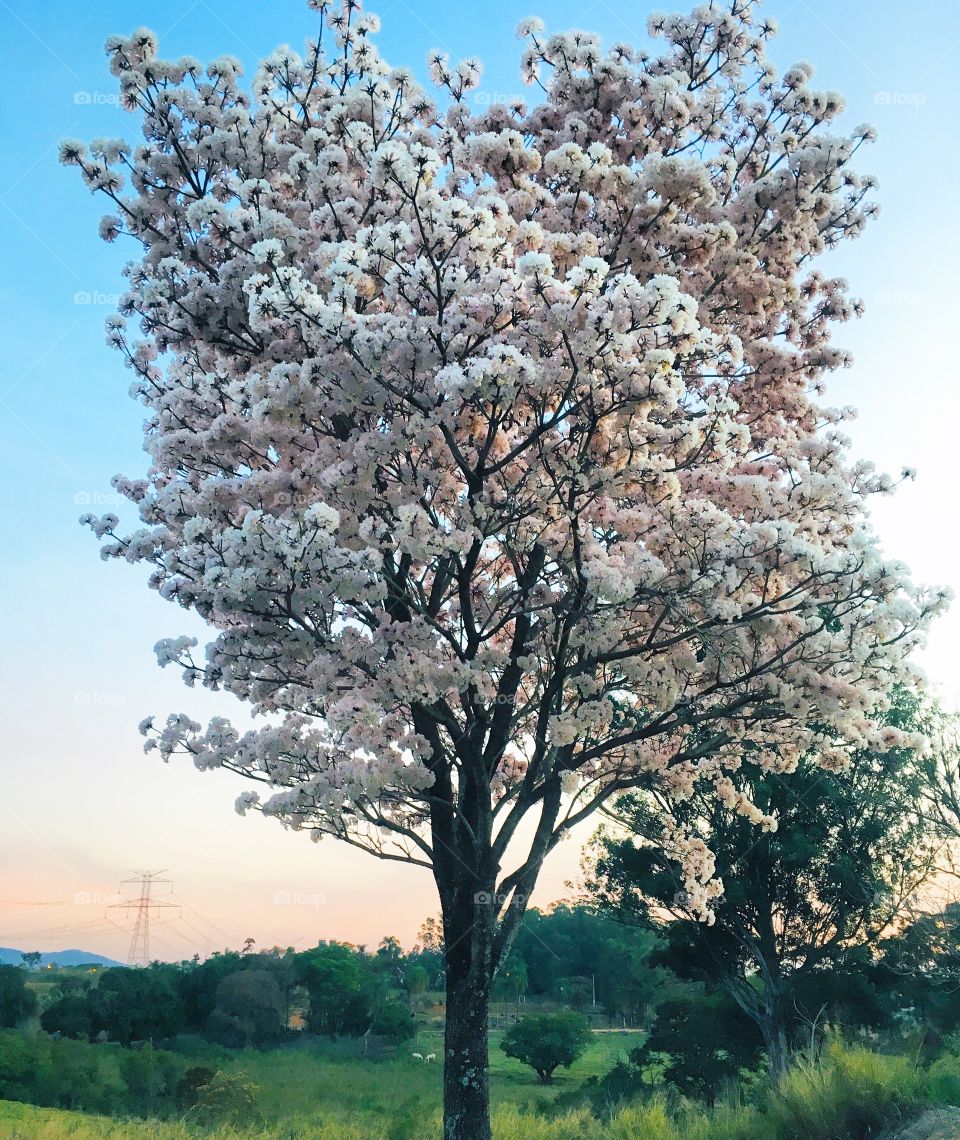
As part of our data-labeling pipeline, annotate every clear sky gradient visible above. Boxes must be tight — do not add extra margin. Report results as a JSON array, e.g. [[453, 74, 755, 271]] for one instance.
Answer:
[[1, 0, 958, 963]]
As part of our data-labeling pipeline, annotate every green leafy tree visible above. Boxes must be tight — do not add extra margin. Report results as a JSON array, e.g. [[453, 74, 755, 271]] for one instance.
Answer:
[[117, 1043, 182, 1115], [508, 905, 667, 1026], [297, 942, 368, 1037], [177, 950, 246, 1029], [631, 991, 764, 1100], [0, 965, 37, 1028], [405, 963, 430, 1008], [589, 692, 939, 1075], [19, 952, 42, 971], [500, 1011, 591, 1084], [493, 957, 528, 1005], [205, 968, 285, 1047], [371, 1000, 417, 1043], [89, 966, 184, 1044], [40, 994, 93, 1039]]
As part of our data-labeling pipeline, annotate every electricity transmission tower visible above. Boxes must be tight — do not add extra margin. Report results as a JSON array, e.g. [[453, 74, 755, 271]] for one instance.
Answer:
[[108, 870, 178, 965]]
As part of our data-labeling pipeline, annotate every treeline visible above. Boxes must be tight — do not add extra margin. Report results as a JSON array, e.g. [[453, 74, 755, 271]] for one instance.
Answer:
[[9, 908, 665, 1050], [9, 893, 960, 1075], [30, 942, 418, 1048], [0, 1030, 257, 1123]]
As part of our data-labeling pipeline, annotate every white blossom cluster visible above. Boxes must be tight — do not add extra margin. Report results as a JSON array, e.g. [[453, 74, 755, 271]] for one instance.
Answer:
[[65, 0, 944, 918]]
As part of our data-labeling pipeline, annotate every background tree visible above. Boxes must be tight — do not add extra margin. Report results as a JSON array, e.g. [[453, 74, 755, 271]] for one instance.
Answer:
[[509, 905, 667, 1026], [919, 706, 960, 856], [205, 969, 285, 1047], [404, 963, 430, 1010], [0, 966, 37, 1029], [492, 956, 528, 1006], [19, 952, 41, 971], [500, 1011, 591, 1083], [177, 951, 247, 1030], [589, 693, 940, 1074], [40, 994, 93, 1040], [411, 919, 445, 991], [88, 966, 184, 1045], [370, 999, 417, 1043], [296, 943, 368, 1038], [64, 1, 940, 1135], [630, 990, 763, 1101], [873, 902, 960, 1045]]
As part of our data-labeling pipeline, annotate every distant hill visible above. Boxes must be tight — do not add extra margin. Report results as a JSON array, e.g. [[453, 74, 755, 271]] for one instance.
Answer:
[[0, 947, 122, 968]]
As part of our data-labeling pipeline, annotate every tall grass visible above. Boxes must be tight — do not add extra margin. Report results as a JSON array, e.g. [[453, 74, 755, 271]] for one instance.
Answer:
[[764, 1041, 927, 1140], [4, 1039, 960, 1139]]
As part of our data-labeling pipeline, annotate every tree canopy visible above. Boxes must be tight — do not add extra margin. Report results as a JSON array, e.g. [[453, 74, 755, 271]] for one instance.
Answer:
[[63, 0, 941, 1133]]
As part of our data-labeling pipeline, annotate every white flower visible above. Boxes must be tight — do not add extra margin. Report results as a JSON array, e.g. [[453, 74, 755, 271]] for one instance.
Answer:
[[516, 17, 545, 38], [559, 769, 580, 796], [236, 791, 260, 815], [516, 251, 553, 280], [251, 238, 285, 264], [305, 502, 340, 531]]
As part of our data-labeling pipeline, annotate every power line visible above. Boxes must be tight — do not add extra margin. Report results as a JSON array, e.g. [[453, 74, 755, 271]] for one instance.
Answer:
[[168, 893, 241, 948], [0, 899, 65, 906], [107, 871, 179, 965]]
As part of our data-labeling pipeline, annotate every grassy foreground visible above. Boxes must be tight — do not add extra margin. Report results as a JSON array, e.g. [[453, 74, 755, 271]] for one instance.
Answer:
[[231, 1028, 644, 1123], [4, 1037, 960, 1139], [0, 1029, 647, 1139]]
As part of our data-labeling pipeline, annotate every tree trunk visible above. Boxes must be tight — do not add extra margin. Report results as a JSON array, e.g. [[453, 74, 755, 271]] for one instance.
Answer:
[[759, 1000, 789, 1080], [441, 886, 495, 1140], [443, 962, 492, 1140]]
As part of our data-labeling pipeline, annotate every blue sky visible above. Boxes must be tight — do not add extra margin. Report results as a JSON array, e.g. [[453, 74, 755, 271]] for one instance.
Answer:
[[1, 0, 958, 961]]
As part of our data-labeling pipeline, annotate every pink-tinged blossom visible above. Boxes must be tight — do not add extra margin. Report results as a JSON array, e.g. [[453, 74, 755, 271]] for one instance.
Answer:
[[66, 4, 945, 1126]]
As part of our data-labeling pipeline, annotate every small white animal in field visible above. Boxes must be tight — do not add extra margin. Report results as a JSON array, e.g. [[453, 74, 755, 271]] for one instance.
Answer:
[[412, 1052, 424, 1061], [425, 1053, 436, 1062]]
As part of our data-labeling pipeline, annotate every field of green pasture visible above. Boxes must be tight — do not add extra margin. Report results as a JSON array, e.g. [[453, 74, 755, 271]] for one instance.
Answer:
[[0, 1028, 646, 1139], [6, 1037, 960, 1140]]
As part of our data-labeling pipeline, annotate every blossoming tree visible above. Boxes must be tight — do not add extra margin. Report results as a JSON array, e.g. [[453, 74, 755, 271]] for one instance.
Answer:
[[65, 1, 943, 1135]]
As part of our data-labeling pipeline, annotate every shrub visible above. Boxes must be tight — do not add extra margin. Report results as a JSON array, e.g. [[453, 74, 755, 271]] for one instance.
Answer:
[[40, 994, 93, 1040], [174, 1064, 217, 1110], [0, 966, 37, 1028], [632, 992, 764, 1101], [371, 1000, 417, 1044], [116, 1044, 182, 1115], [765, 1039, 926, 1140], [0, 1032, 121, 1114], [501, 1011, 591, 1083], [187, 1069, 261, 1127]]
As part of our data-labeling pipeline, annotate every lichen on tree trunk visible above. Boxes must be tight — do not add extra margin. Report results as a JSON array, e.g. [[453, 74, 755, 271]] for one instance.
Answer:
[[439, 879, 497, 1140]]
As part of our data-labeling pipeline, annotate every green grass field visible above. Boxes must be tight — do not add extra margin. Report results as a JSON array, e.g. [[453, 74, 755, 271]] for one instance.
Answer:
[[228, 1028, 645, 1131], [0, 1029, 646, 1139], [4, 1038, 958, 1139]]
